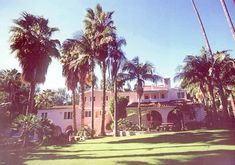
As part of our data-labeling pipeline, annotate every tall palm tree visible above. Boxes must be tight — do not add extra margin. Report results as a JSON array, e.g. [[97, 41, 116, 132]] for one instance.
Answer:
[[122, 57, 160, 128], [108, 35, 126, 136], [84, 4, 115, 136], [175, 51, 218, 124], [68, 35, 91, 129], [191, 0, 212, 56], [69, 33, 96, 133], [61, 40, 80, 133], [10, 12, 60, 114], [220, 0, 235, 41]]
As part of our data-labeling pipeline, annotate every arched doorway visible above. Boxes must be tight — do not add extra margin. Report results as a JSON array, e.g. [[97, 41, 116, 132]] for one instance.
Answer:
[[167, 109, 183, 130], [147, 111, 162, 129]]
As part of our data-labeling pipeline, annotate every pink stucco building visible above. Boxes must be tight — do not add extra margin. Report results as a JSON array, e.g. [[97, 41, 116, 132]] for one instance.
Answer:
[[37, 78, 206, 134]]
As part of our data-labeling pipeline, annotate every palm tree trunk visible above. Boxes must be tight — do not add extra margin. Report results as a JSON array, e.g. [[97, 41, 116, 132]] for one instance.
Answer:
[[80, 79, 85, 128], [27, 82, 36, 114], [72, 90, 77, 134], [138, 97, 142, 128], [207, 82, 218, 119], [100, 61, 106, 136], [191, 0, 213, 57], [220, 0, 235, 41], [91, 57, 94, 138], [113, 79, 118, 136], [216, 79, 230, 119]]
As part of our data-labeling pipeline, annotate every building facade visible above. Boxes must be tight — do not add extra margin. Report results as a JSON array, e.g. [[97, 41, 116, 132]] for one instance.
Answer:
[[37, 78, 206, 134]]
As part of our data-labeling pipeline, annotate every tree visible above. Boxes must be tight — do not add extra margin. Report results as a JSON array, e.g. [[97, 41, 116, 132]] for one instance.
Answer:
[[10, 12, 60, 114], [0, 69, 29, 117], [122, 57, 160, 128], [108, 34, 127, 136], [64, 34, 91, 129], [109, 96, 128, 121], [53, 88, 70, 105], [35, 89, 55, 109], [212, 51, 235, 119], [84, 4, 115, 136], [12, 114, 40, 147], [175, 50, 218, 125], [220, 0, 235, 41], [61, 40, 80, 134]]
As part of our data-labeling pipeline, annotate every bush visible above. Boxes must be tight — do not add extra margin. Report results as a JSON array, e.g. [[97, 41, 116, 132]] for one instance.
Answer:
[[77, 126, 95, 141], [118, 119, 139, 131], [185, 121, 201, 130], [109, 96, 128, 120]]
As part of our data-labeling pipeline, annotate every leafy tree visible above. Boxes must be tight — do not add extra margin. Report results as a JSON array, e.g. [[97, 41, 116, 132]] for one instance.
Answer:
[[109, 96, 128, 121], [122, 57, 160, 127], [35, 89, 55, 109], [9, 12, 60, 114], [0, 69, 29, 117], [53, 88, 70, 105]]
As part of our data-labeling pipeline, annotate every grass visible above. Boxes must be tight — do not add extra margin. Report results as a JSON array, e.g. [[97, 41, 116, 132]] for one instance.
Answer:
[[0, 129, 235, 165]]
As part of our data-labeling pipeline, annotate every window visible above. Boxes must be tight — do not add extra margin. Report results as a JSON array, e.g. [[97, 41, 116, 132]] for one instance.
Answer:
[[144, 95, 149, 99], [95, 111, 100, 118], [161, 93, 165, 99], [85, 111, 92, 117], [41, 112, 47, 119], [181, 92, 185, 98], [64, 112, 72, 119], [177, 92, 185, 98]]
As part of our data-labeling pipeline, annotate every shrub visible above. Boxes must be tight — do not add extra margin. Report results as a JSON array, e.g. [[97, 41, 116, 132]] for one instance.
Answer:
[[185, 121, 201, 130], [109, 96, 128, 120], [77, 126, 95, 141], [118, 119, 139, 131]]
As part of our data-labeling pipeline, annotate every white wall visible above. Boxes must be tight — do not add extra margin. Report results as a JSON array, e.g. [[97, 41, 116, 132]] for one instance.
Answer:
[[37, 106, 81, 132]]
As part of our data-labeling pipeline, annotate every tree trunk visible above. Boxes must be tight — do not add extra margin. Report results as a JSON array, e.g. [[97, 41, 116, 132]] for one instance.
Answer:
[[207, 81, 218, 120], [91, 57, 94, 138], [138, 97, 142, 129], [100, 61, 106, 136], [80, 79, 85, 128], [216, 79, 230, 119], [220, 0, 235, 41], [27, 82, 36, 114], [191, 0, 213, 57], [72, 90, 77, 134], [113, 79, 118, 137]]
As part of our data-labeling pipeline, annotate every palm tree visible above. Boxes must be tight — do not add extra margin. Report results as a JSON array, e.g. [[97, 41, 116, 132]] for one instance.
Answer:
[[212, 51, 235, 119], [69, 33, 96, 133], [220, 0, 235, 41], [84, 4, 115, 136], [191, 0, 212, 56], [108, 35, 126, 136], [175, 50, 218, 125], [122, 57, 160, 128], [10, 12, 60, 114], [61, 40, 80, 133], [67, 35, 91, 129]]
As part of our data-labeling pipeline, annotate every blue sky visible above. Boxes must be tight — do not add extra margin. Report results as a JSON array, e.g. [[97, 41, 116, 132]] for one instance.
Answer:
[[0, 0, 234, 89]]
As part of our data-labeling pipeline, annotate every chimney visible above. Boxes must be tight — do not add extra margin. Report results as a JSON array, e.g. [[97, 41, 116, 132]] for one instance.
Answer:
[[164, 78, 171, 88]]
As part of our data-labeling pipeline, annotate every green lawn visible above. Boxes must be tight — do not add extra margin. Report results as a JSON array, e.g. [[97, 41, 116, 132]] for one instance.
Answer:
[[1, 129, 235, 165]]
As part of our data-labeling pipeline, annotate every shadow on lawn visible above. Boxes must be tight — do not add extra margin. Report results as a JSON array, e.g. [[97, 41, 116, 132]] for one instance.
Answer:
[[108, 130, 235, 145], [1, 149, 235, 165]]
